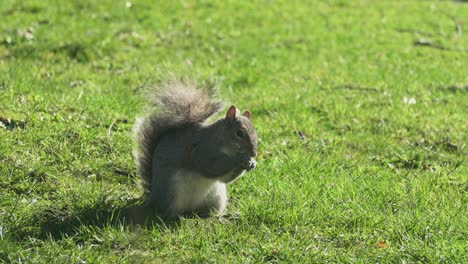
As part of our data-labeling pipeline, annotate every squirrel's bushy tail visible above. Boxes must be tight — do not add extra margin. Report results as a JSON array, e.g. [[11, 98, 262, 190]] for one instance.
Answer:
[[133, 78, 223, 197]]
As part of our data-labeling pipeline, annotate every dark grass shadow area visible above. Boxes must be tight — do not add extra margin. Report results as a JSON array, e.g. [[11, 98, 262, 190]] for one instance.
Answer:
[[9, 198, 182, 241]]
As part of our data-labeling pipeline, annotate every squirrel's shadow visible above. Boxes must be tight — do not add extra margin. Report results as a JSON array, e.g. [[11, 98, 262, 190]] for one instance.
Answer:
[[14, 199, 182, 241], [13, 198, 234, 241]]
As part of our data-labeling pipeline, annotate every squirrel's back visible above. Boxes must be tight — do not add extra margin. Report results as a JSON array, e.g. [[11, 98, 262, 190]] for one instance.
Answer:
[[133, 78, 223, 197]]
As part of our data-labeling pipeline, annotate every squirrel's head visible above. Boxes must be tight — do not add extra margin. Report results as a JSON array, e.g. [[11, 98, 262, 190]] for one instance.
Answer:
[[222, 105, 258, 159]]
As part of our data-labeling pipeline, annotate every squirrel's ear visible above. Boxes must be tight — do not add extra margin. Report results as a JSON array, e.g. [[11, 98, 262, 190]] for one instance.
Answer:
[[242, 111, 250, 119], [226, 105, 237, 119]]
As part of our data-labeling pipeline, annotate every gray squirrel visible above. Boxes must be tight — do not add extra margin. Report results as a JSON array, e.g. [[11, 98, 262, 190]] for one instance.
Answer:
[[133, 78, 258, 218]]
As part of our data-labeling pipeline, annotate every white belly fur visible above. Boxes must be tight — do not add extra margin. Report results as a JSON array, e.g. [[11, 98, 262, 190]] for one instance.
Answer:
[[171, 170, 227, 215]]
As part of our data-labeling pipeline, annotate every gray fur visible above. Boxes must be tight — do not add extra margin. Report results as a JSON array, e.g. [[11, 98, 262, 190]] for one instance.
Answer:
[[133, 78, 222, 198]]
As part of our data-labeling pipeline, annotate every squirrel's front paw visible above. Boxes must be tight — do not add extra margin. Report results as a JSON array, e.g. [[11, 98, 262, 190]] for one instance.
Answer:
[[247, 158, 256, 171]]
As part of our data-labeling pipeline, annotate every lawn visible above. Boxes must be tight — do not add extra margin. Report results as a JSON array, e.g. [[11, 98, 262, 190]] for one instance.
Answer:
[[1, 0, 467, 263]]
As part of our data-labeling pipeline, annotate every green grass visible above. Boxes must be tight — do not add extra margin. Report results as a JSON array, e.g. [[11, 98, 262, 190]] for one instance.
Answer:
[[1, 0, 467, 262]]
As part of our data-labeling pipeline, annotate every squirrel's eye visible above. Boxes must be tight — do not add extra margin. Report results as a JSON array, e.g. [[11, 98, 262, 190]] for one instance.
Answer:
[[236, 130, 244, 138]]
